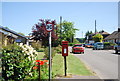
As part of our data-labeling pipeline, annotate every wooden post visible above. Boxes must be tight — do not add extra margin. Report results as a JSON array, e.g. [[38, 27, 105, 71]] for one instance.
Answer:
[[38, 62, 40, 81], [64, 56, 67, 76]]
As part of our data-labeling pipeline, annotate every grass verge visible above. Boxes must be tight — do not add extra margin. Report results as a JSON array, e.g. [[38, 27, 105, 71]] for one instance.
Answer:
[[37, 52, 94, 77], [52, 54, 94, 77]]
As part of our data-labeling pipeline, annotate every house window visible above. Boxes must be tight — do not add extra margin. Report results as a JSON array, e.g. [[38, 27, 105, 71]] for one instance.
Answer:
[[15, 39, 22, 43]]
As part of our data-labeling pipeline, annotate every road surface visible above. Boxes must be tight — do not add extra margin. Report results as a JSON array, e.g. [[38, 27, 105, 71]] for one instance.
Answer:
[[69, 47, 118, 79]]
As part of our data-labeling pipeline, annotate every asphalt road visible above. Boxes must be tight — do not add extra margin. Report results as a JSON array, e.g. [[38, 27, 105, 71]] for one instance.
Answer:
[[69, 47, 119, 79]]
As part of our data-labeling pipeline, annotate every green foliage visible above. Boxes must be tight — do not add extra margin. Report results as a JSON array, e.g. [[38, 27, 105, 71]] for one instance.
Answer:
[[31, 62, 49, 80], [103, 42, 116, 46], [61, 21, 79, 42], [31, 41, 44, 52], [2, 43, 38, 80], [4, 27, 9, 29], [68, 43, 83, 46], [18, 32, 25, 36], [57, 20, 79, 44], [44, 47, 57, 59], [33, 52, 55, 79], [73, 38, 80, 43], [85, 31, 93, 40], [92, 34, 103, 42], [103, 42, 115, 49], [85, 31, 93, 36], [54, 45, 62, 54], [52, 54, 93, 77]]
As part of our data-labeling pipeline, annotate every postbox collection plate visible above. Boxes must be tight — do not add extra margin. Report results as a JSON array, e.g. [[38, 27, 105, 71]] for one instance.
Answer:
[[62, 41, 68, 56]]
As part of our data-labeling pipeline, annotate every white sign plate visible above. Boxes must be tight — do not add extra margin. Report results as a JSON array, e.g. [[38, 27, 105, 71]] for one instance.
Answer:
[[46, 24, 53, 31]]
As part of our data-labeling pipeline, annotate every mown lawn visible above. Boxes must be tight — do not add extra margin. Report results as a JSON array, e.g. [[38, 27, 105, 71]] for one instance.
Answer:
[[37, 52, 45, 59], [37, 52, 94, 77], [52, 54, 94, 76]]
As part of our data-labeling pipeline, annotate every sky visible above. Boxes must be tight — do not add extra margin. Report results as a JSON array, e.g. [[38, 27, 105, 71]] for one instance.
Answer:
[[1, 2, 118, 38]]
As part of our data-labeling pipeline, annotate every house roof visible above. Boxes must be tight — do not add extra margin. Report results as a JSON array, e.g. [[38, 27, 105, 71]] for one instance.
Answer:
[[89, 30, 110, 36], [100, 32, 110, 35], [0, 26, 27, 39], [98, 30, 110, 35], [104, 31, 120, 40]]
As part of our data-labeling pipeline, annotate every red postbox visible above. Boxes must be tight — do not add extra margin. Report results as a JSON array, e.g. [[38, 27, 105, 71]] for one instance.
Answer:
[[62, 41, 68, 56]]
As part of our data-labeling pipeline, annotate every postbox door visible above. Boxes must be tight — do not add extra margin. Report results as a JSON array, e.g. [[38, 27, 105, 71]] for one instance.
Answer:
[[62, 41, 68, 56]]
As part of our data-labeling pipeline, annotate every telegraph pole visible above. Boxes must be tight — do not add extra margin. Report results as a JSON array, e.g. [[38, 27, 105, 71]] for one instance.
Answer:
[[82, 31, 83, 43], [60, 16, 62, 40], [95, 20, 97, 34], [82, 31, 83, 38]]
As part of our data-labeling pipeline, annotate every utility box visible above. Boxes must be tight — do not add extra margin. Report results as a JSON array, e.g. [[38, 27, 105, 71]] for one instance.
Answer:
[[62, 41, 68, 56]]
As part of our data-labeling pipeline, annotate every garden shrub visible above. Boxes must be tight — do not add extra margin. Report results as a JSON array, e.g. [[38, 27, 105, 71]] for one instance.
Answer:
[[103, 42, 115, 49], [44, 47, 56, 79], [68, 43, 83, 46], [2, 43, 38, 80], [44, 47, 56, 59], [30, 60, 49, 80], [54, 45, 62, 54], [104, 42, 116, 46], [73, 38, 80, 43], [31, 41, 43, 51]]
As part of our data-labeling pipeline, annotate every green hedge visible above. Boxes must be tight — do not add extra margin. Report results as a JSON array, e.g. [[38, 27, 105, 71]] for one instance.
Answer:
[[68, 43, 84, 46], [2, 43, 39, 80], [103, 42, 115, 49], [103, 42, 116, 46]]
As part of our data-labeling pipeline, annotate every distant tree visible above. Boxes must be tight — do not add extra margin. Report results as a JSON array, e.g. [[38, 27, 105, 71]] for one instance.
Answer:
[[31, 19, 58, 47], [92, 34, 103, 42], [85, 31, 93, 40], [18, 32, 25, 36], [4, 27, 9, 29], [60, 20, 79, 43]]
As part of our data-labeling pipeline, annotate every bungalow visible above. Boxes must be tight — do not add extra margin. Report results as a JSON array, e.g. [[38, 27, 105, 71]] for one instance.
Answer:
[[86, 30, 110, 44], [0, 26, 29, 77], [0, 26, 27, 46], [103, 28, 120, 43]]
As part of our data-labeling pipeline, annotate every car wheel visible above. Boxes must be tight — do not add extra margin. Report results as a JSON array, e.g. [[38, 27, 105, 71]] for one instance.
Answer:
[[115, 50, 118, 54]]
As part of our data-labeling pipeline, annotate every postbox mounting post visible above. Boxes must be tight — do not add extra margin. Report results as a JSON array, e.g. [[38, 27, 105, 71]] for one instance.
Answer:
[[62, 41, 68, 76]]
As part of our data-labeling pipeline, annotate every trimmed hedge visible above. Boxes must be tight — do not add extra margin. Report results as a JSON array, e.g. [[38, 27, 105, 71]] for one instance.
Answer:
[[103, 42, 115, 49], [68, 43, 84, 46]]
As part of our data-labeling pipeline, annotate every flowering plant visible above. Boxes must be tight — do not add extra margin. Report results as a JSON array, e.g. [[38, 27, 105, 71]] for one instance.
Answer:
[[19, 43, 38, 62], [2, 43, 38, 80], [32, 60, 49, 79]]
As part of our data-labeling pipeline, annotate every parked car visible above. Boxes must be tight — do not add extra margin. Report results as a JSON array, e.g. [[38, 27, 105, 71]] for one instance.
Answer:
[[114, 42, 120, 54], [90, 43, 94, 48], [93, 42, 104, 50], [72, 44, 84, 54], [82, 44, 86, 47], [85, 44, 93, 48]]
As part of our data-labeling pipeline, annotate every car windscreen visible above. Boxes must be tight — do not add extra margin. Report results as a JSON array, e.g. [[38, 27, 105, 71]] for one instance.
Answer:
[[74, 45, 82, 47], [97, 43, 103, 45], [116, 42, 120, 45]]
